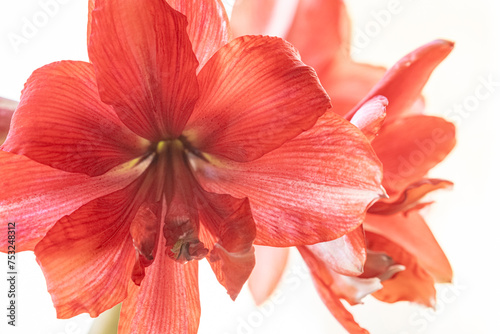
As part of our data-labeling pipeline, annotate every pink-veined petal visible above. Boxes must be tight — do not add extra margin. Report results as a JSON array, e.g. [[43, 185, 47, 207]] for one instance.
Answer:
[[193, 111, 384, 246], [364, 211, 452, 283], [2, 61, 148, 176], [198, 190, 256, 300], [89, 0, 199, 140], [312, 278, 369, 334], [248, 246, 289, 305], [89, 0, 229, 72], [372, 115, 456, 195], [34, 178, 148, 318], [87, 0, 95, 45], [346, 39, 454, 122], [322, 61, 387, 118], [232, 0, 351, 74], [231, 0, 287, 37], [167, 0, 230, 71], [369, 178, 453, 215], [279, 0, 351, 72], [0, 97, 17, 144], [366, 231, 437, 307], [350, 95, 388, 141], [185, 35, 330, 162], [298, 246, 370, 334], [306, 226, 366, 276], [0, 151, 150, 252], [231, 0, 386, 118], [118, 242, 200, 334]]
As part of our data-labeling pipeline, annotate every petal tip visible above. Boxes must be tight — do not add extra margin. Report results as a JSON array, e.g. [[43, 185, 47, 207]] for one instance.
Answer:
[[379, 186, 389, 199]]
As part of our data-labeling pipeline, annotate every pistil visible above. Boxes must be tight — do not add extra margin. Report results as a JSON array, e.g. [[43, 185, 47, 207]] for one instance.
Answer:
[[162, 139, 208, 263]]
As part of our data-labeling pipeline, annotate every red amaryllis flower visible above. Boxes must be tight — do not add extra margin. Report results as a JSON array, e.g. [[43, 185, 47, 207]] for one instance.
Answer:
[[231, 0, 456, 332], [0, 0, 384, 333], [0, 97, 17, 144]]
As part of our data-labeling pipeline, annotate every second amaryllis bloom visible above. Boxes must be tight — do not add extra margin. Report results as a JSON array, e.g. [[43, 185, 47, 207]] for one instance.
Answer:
[[232, 0, 456, 333], [0, 0, 384, 333]]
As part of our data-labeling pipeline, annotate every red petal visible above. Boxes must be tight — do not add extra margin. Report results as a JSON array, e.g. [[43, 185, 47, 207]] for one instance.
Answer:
[[231, 0, 351, 75], [185, 35, 331, 162], [322, 61, 387, 117], [299, 246, 383, 306], [230, 0, 283, 36], [0, 97, 17, 144], [87, 0, 95, 45], [346, 40, 454, 122], [312, 279, 370, 334], [34, 178, 147, 318], [315, 283, 370, 333], [88, 0, 199, 140], [366, 231, 437, 307], [231, 0, 386, 118], [248, 246, 289, 305], [129, 202, 162, 272], [359, 251, 405, 281], [194, 111, 384, 246], [167, 0, 230, 71], [198, 191, 256, 300], [2, 61, 148, 176], [118, 243, 200, 334], [364, 211, 452, 283], [306, 226, 366, 276], [369, 178, 453, 215], [89, 0, 229, 73], [0, 151, 149, 252], [350, 95, 388, 141], [298, 246, 370, 334], [372, 115, 456, 194], [279, 0, 351, 73]]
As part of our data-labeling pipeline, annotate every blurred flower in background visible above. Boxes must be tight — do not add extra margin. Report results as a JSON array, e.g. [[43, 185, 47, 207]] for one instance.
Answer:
[[232, 0, 456, 332]]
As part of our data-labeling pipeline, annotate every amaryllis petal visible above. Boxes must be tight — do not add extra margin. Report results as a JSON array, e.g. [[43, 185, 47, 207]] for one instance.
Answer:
[[198, 191, 256, 300], [371, 115, 456, 194], [231, 0, 386, 118], [194, 111, 384, 246], [350, 96, 388, 141], [248, 246, 289, 305], [118, 241, 200, 334], [232, 0, 351, 74], [34, 178, 148, 318], [2, 61, 148, 176], [313, 278, 369, 334], [230, 0, 287, 37], [0, 151, 149, 252], [306, 226, 366, 276], [369, 178, 453, 215], [298, 247, 370, 334], [366, 231, 437, 307], [322, 61, 387, 117], [89, 0, 229, 72], [185, 35, 330, 162], [0, 97, 17, 144], [347, 39, 454, 122], [167, 0, 230, 71], [87, 0, 95, 45], [88, 0, 199, 140], [278, 0, 351, 73], [364, 211, 453, 283]]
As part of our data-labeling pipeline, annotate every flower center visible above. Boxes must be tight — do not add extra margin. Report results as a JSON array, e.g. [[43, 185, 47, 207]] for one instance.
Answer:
[[155, 139, 208, 262], [130, 138, 208, 285]]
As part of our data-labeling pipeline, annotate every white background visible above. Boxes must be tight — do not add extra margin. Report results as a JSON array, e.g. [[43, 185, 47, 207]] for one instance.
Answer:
[[0, 0, 499, 333]]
